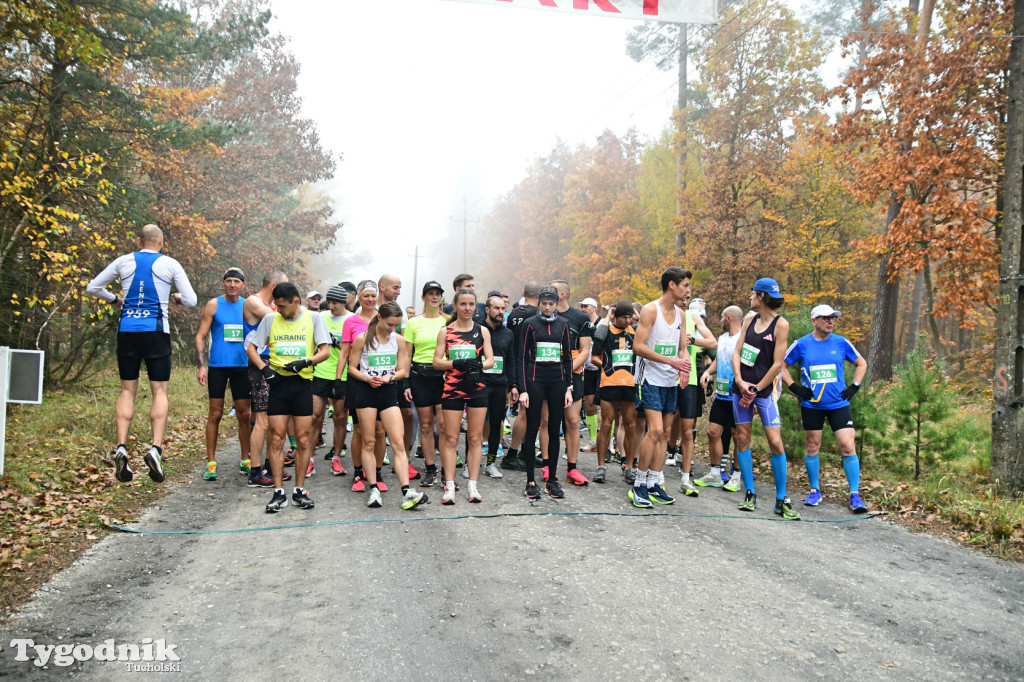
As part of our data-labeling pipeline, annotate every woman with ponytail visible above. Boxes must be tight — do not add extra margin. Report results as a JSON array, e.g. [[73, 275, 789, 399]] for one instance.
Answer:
[[432, 289, 494, 504]]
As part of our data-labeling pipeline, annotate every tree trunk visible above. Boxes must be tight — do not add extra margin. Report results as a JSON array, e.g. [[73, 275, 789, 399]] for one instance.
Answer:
[[866, 0, 934, 383], [922, 255, 946, 368], [991, 0, 1024, 495], [675, 22, 688, 255], [906, 270, 925, 358]]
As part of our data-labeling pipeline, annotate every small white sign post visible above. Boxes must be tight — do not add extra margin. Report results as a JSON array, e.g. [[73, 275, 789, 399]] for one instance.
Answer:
[[1, 347, 45, 476]]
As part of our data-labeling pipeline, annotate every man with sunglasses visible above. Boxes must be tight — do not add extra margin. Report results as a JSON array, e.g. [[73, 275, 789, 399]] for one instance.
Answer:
[[781, 304, 869, 513]]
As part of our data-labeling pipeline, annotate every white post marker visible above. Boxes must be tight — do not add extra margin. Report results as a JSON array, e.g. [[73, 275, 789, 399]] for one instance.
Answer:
[[1, 347, 45, 476]]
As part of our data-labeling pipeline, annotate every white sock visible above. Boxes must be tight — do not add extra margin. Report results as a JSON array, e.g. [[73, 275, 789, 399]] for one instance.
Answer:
[[681, 472, 690, 484], [647, 470, 660, 487], [710, 466, 721, 477], [635, 469, 648, 488]]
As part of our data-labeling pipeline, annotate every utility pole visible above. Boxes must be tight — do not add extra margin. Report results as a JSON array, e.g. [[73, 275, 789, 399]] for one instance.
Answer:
[[410, 245, 426, 310], [450, 196, 479, 273], [991, 0, 1024, 495], [675, 21, 688, 255]]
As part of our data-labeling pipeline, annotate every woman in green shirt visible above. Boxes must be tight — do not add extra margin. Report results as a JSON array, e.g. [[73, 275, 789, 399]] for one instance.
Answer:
[[403, 281, 448, 487]]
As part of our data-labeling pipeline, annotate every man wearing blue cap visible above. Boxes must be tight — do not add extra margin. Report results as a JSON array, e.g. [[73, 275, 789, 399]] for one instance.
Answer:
[[782, 304, 869, 513], [731, 277, 800, 520]]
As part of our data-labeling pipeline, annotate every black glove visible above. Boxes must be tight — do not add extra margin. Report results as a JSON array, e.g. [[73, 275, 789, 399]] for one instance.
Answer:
[[840, 382, 861, 400], [331, 379, 345, 400], [261, 364, 278, 385], [451, 358, 469, 371], [463, 358, 483, 375], [284, 358, 310, 373], [787, 383, 814, 401]]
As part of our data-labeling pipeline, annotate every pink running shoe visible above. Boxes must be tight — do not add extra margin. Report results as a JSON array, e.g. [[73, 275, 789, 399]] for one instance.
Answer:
[[408, 462, 421, 480], [331, 456, 347, 476], [306, 458, 316, 477], [467, 490, 483, 503], [566, 468, 589, 486], [351, 476, 365, 492], [376, 479, 389, 492]]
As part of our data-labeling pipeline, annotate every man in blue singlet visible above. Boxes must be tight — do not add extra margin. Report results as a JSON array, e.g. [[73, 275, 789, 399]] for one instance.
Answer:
[[194, 267, 251, 482], [782, 304, 869, 513], [86, 224, 197, 484]]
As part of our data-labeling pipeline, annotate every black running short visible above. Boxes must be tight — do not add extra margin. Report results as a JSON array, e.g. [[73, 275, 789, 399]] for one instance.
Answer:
[[708, 396, 735, 428], [409, 371, 444, 408], [248, 363, 270, 413], [677, 384, 700, 420], [583, 369, 599, 397], [570, 373, 584, 403], [208, 365, 251, 401], [599, 385, 636, 404], [801, 405, 855, 433], [117, 331, 171, 382], [441, 393, 488, 411], [267, 374, 313, 417], [311, 377, 334, 398], [353, 382, 400, 413]]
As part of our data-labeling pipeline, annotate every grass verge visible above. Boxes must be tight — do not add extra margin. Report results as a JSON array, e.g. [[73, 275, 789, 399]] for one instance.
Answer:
[[0, 367, 208, 619]]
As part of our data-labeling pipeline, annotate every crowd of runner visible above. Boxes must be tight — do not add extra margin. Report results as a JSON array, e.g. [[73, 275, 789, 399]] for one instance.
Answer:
[[87, 225, 870, 517]]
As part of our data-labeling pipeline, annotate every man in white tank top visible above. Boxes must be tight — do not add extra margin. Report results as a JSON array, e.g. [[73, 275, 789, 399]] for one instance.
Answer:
[[628, 267, 694, 509]]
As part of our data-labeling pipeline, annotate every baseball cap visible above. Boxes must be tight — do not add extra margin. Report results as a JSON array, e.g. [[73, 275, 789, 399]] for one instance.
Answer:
[[325, 285, 348, 303], [688, 298, 707, 317], [306, 290, 322, 300], [752, 278, 783, 299], [422, 281, 444, 295], [579, 297, 598, 307], [811, 304, 842, 319]]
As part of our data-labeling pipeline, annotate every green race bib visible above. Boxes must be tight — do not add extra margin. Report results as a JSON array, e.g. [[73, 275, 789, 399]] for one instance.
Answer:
[[611, 349, 633, 368], [449, 343, 476, 361], [223, 324, 243, 342], [654, 340, 677, 357], [537, 342, 561, 362], [740, 343, 760, 367], [277, 341, 305, 358], [368, 350, 397, 372], [808, 364, 838, 384], [484, 356, 503, 374], [715, 377, 731, 396]]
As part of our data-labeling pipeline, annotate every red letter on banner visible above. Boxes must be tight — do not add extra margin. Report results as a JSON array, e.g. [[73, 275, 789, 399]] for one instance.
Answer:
[[643, 0, 659, 15], [572, 0, 622, 12]]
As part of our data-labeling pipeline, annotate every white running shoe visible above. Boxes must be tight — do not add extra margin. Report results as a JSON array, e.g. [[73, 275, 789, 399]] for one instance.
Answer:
[[367, 487, 382, 508], [484, 463, 503, 479], [658, 471, 666, 488], [723, 470, 742, 492], [665, 454, 677, 467], [442, 485, 456, 505], [695, 470, 725, 488], [461, 464, 469, 479]]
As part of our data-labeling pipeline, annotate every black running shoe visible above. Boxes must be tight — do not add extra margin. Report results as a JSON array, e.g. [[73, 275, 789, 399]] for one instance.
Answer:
[[501, 455, 526, 472], [421, 468, 437, 487], [266, 490, 288, 513], [415, 445, 424, 459], [114, 446, 133, 482], [546, 480, 565, 499], [292, 487, 315, 510], [247, 471, 274, 488], [525, 482, 542, 500], [143, 446, 165, 483], [324, 447, 335, 461], [283, 450, 295, 467]]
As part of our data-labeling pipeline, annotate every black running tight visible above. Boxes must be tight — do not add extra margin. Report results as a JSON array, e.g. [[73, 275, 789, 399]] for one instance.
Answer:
[[522, 379, 566, 484], [485, 385, 506, 465]]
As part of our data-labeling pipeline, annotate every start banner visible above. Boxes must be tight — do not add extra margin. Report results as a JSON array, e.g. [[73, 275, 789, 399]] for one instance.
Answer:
[[443, 0, 718, 25]]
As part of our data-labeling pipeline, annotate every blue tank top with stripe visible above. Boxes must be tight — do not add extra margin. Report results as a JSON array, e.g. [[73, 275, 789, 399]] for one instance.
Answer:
[[119, 252, 163, 332]]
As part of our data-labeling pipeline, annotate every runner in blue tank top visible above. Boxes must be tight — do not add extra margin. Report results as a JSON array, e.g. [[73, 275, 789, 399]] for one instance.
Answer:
[[86, 224, 197, 485], [730, 277, 800, 520], [195, 268, 252, 482], [782, 304, 869, 514]]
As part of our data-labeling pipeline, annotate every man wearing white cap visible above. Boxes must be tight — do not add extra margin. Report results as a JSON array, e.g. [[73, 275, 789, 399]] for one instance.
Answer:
[[782, 304, 869, 513], [306, 291, 322, 310]]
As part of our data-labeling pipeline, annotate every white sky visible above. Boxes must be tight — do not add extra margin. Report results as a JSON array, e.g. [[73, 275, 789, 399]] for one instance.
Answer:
[[269, 0, 827, 298]]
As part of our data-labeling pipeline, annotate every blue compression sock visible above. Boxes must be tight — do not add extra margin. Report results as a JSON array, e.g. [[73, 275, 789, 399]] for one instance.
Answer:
[[771, 453, 787, 500], [737, 449, 754, 493], [843, 455, 860, 492], [804, 454, 820, 491]]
